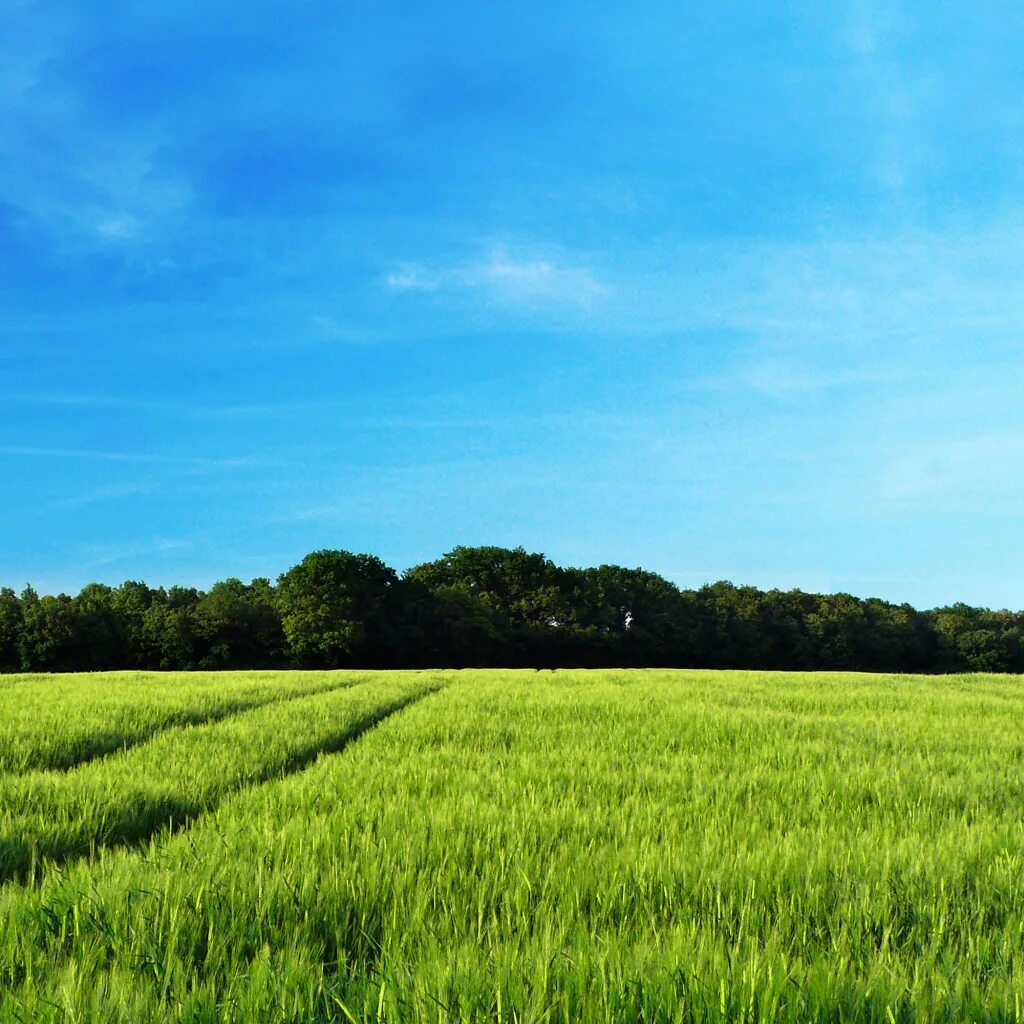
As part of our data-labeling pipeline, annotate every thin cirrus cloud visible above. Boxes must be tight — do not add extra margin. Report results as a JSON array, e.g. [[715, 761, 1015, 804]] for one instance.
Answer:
[[76, 537, 196, 571], [1, 393, 319, 421], [0, 7, 190, 253], [687, 359, 915, 400], [385, 247, 609, 310], [375, 214, 1024, 344], [0, 446, 274, 469]]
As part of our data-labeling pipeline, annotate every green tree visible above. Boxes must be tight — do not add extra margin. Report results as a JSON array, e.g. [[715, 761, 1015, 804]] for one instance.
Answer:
[[397, 579, 508, 667], [931, 603, 1009, 672], [73, 583, 125, 669], [277, 551, 398, 667], [17, 588, 79, 671], [110, 581, 162, 668], [0, 588, 23, 671], [576, 565, 697, 665], [408, 546, 583, 665], [408, 546, 571, 627], [192, 578, 284, 668], [694, 582, 772, 668], [142, 601, 200, 670]]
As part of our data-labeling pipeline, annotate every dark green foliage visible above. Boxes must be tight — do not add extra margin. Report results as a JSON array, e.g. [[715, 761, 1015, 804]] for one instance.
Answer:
[[569, 565, 699, 666], [408, 546, 617, 666], [0, 588, 23, 672], [277, 550, 398, 667], [192, 578, 284, 669], [395, 579, 508, 667], [111, 581, 163, 667], [2, 546, 1024, 671], [16, 588, 80, 671], [71, 584, 124, 670]]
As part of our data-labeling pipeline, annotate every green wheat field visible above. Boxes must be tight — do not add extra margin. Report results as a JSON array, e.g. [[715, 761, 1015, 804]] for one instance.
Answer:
[[1, 669, 1023, 1023]]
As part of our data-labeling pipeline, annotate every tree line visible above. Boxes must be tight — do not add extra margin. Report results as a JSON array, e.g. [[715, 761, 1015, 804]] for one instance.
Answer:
[[1, 546, 1021, 674]]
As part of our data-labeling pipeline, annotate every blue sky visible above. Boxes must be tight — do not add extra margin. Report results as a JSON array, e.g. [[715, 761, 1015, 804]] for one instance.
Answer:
[[3, 0, 1024, 608]]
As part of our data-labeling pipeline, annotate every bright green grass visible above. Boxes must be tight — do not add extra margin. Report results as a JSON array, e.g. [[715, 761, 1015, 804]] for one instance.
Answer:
[[1, 669, 1023, 1022], [0, 670, 372, 774], [0, 672, 440, 883]]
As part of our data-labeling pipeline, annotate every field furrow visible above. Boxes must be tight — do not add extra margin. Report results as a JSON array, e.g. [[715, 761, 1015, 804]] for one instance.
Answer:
[[0, 671, 371, 775], [0, 673, 443, 885]]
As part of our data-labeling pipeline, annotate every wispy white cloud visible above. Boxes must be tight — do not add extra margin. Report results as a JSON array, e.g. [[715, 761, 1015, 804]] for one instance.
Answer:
[[77, 538, 195, 571], [690, 358, 914, 399], [0, 394, 322, 422], [47, 480, 163, 510], [384, 244, 608, 311], [0, 9, 191, 254], [375, 209, 1024, 349], [310, 316, 371, 343], [0, 478, 166, 529], [2, 122, 191, 252], [835, 2, 925, 196], [385, 263, 444, 292], [0, 446, 272, 469], [95, 215, 142, 240]]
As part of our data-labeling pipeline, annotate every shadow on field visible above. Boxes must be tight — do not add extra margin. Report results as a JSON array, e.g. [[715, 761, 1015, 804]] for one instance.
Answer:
[[0, 688, 436, 887]]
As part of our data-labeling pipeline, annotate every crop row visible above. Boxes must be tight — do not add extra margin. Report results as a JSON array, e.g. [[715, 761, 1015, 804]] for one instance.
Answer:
[[0, 670, 370, 774], [0, 673, 442, 885]]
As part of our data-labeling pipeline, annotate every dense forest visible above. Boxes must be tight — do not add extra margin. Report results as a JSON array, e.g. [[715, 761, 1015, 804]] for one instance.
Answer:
[[1, 546, 1022, 674]]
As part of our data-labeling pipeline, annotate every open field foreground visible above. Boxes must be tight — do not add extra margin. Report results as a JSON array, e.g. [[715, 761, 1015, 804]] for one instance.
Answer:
[[0, 671, 1023, 1022]]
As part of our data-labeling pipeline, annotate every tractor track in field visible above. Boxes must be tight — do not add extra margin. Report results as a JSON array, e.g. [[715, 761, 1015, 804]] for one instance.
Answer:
[[0, 684, 441, 889], [3, 675, 370, 777]]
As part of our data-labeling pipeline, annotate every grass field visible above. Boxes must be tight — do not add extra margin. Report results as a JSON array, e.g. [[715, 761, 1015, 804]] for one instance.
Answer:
[[0, 670, 1022, 1022]]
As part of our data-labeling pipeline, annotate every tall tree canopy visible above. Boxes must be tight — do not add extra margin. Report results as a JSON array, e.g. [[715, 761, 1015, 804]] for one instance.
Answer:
[[277, 551, 398, 667]]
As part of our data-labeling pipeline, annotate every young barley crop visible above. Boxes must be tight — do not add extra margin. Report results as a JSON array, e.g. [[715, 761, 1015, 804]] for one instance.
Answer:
[[0, 670, 372, 774], [0, 672, 443, 883], [0, 670, 1022, 1023]]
